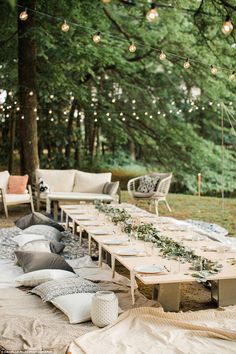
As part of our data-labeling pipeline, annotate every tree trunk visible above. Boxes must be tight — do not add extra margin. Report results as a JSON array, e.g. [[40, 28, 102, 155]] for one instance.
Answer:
[[8, 111, 16, 173], [18, 0, 39, 183], [65, 99, 77, 163]]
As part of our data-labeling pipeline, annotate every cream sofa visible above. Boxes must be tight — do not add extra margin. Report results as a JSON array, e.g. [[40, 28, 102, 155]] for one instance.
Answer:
[[35, 169, 119, 217]]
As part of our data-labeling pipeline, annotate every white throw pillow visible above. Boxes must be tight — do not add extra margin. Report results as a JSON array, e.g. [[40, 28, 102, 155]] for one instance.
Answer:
[[13, 234, 46, 247], [15, 269, 77, 287], [19, 240, 51, 253], [73, 171, 111, 193], [0, 170, 10, 191], [50, 293, 94, 323]]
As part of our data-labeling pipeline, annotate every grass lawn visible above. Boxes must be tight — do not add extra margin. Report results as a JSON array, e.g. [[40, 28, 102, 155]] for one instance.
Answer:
[[121, 192, 236, 236]]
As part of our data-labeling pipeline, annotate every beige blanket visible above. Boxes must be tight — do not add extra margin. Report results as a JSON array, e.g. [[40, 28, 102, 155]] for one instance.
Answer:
[[69, 306, 236, 354], [0, 286, 158, 353]]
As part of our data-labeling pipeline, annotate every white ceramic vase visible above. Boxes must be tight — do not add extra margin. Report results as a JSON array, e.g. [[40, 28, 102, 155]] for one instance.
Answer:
[[91, 291, 118, 327]]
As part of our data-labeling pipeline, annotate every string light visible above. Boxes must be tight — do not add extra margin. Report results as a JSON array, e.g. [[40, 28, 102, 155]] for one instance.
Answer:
[[229, 71, 235, 81], [21, 115, 24, 120], [8, 91, 13, 96], [13, 4, 235, 81], [129, 42, 136, 53], [221, 17, 233, 35], [16, 107, 20, 111], [61, 20, 70, 32], [93, 32, 101, 43], [33, 108, 37, 112], [211, 65, 218, 75], [159, 51, 166, 60], [183, 58, 190, 69], [19, 8, 28, 21], [146, 3, 158, 22], [29, 91, 34, 96], [50, 94, 54, 99], [49, 109, 52, 114]]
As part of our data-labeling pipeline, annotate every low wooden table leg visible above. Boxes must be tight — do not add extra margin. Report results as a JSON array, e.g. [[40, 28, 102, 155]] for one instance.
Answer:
[[61, 209, 64, 223], [111, 255, 115, 278], [153, 283, 180, 312], [211, 279, 236, 307], [130, 270, 136, 305], [79, 226, 83, 245], [98, 244, 103, 267], [53, 201, 58, 220], [65, 214, 69, 229], [88, 234, 92, 255]]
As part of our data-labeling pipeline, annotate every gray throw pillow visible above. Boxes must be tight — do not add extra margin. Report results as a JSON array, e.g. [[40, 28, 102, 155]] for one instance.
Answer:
[[23, 225, 62, 242], [15, 251, 75, 274], [103, 181, 119, 195], [15, 212, 64, 232], [30, 277, 100, 302], [50, 241, 65, 254]]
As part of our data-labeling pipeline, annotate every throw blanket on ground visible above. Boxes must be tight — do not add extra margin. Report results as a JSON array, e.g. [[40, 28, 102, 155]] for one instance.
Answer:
[[0, 286, 158, 353], [68, 306, 236, 354]]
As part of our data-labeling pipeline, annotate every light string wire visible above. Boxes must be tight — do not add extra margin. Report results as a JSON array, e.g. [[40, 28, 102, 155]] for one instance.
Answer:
[[15, 4, 235, 75]]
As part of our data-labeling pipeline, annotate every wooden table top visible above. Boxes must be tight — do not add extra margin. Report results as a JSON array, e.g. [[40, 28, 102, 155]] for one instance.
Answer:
[[61, 203, 236, 285]]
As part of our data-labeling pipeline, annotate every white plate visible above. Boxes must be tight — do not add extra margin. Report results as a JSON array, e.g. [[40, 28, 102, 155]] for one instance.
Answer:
[[103, 239, 128, 245], [75, 216, 94, 220], [134, 265, 165, 274], [89, 229, 113, 235], [80, 222, 101, 226], [115, 249, 145, 256]]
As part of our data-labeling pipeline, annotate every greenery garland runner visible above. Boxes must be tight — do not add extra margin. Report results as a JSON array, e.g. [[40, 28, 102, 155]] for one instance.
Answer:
[[95, 203, 222, 282]]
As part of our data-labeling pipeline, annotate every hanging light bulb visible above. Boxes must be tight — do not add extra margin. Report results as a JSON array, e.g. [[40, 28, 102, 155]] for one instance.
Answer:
[[29, 91, 34, 96], [229, 71, 235, 81], [146, 3, 158, 22], [19, 8, 28, 21], [159, 51, 166, 60], [61, 20, 70, 32], [183, 58, 191, 69], [211, 65, 218, 75], [221, 17, 233, 35], [129, 42, 136, 53], [93, 32, 101, 43]]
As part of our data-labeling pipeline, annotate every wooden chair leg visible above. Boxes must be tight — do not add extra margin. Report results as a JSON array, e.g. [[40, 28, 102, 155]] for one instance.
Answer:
[[0, 188, 8, 218], [28, 185, 35, 213]]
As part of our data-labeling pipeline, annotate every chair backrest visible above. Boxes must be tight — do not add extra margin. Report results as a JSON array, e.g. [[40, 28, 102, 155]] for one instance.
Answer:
[[155, 173, 172, 196]]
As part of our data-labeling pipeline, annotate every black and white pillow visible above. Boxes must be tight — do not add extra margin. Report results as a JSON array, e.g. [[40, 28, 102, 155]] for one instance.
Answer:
[[30, 277, 100, 302], [38, 177, 50, 193], [137, 175, 159, 193]]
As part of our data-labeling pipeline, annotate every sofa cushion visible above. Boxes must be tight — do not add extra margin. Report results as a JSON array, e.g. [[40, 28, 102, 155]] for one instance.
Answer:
[[15, 212, 65, 232], [0, 170, 10, 191], [7, 175, 28, 194], [73, 171, 111, 193], [36, 169, 76, 193]]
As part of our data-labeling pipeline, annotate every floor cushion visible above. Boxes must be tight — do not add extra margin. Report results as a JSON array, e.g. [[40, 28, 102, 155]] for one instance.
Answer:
[[15, 212, 64, 232], [23, 225, 62, 242]]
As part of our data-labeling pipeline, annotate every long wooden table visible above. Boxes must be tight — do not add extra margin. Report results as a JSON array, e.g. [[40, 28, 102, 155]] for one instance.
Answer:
[[61, 203, 236, 311]]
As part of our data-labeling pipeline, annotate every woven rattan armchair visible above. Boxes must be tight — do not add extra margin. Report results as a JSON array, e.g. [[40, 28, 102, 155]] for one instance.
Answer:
[[127, 173, 172, 216]]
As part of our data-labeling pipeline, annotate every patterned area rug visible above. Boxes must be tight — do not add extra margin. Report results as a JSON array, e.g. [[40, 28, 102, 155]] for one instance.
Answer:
[[0, 226, 98, 261]]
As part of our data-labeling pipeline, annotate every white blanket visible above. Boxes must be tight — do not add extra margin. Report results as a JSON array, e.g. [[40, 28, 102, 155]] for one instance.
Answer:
[[69, 306, 236, 354]]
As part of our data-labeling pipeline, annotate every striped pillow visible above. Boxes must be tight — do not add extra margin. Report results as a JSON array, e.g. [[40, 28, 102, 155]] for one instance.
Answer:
[[7, 175, 28, 194]]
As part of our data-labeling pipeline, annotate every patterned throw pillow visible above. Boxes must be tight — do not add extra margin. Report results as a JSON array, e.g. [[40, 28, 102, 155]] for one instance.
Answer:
[[102, 181, 119, 195], [30, 277, 100, 302], [137, 175, 159, 193]]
